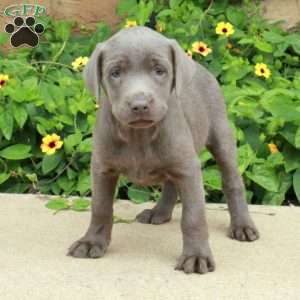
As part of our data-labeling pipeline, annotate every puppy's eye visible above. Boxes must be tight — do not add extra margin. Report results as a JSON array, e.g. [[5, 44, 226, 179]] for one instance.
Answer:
[[110, 68, 121, 79], [154, 65, 166, 76]]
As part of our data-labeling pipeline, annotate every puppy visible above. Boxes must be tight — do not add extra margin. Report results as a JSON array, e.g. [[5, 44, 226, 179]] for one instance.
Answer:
[[68, 26, 259, 274]]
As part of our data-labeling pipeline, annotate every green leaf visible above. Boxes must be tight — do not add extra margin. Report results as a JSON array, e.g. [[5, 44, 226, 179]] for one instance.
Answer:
[[199, 149, 213, 164], [0, 112, 14, 140], [292, 43, 300, 55], [50, 182, 61, 195], [203, 166, 222, 190], [53, 20, 73, 41], [239, 127, 261, 154], [262, 191, 284, 205], [137, 0, 154, 25], [170, 0, 183, 9], [116, 0, 138, 16], [293, 168, 300, 202], [222, 65, 251, 83], [89, 23, 112, 48], [157, 9, 173, 18], [274, 43, 288, 57], [286, 33, 300, 54], [0, 173, 10, 184], [263, 31, 284, 43], [36, 124, 47, 136], [78, 138, 92, 153], [237, 144, 255, 174], [71, 198, 90, 211], [12, 104, 28, 129], [238, 38, 254, 45], [210, 0, 228, 15], [67, 167, 77, 180], [280, 124, 297, 147], [264, 169, 295, 205], [207, 60, 223, 77], [77, 172, 91, 195], [282, 144, 300, 173], [261, 95, 300, 122], [42, 151, 63, 174], [64, 131, 82, 154], [26, 173, 37, 183], [267, 152, 284, 167], [255, 40, 273, 53], [0, 144, 31, 160], [294, 126, 300, 149], [226, 6, 246, 27], [246, 164, 279, 192], [279, 172, 292, 193], [128, 186, 151, 203], [45, 198, 70, 212], [57, 176, 75, 193], [233, 100, 263, 121]]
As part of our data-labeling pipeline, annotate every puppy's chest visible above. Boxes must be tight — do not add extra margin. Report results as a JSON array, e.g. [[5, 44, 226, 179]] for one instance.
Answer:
[[110, 144, 168, 186]]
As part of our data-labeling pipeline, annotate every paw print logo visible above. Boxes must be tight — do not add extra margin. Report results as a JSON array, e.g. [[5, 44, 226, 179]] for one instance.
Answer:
[[4, 16, 45, 48]]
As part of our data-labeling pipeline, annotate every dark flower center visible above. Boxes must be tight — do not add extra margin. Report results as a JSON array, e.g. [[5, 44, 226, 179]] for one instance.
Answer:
[[0, 80, 5, 86], [260, 68, 265, 73], [222, 28, 227, 33], [199, 46, 205, 52], [48, 141, 56, 148]]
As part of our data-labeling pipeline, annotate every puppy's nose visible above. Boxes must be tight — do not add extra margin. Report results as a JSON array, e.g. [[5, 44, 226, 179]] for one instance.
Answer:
[[131, 100, 149, 113]]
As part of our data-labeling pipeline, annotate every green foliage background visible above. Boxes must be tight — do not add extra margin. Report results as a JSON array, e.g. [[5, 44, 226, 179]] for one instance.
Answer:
[[0, 0, 300, 206]]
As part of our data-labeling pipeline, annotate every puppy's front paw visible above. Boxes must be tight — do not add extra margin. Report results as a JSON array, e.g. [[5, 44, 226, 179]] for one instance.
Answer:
[[229, 218, 259, 242], [67, 236, 109, 258], [175, 253, 215, 274], [136, 208, 172, 225]]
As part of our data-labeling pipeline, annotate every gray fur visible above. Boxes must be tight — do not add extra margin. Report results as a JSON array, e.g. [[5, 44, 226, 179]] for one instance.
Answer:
[[68, 26, 259, 274]]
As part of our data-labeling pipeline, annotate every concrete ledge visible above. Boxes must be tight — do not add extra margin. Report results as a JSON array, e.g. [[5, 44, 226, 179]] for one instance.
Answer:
[[263, 0, 300, 29], [0, 193, 299, 300]]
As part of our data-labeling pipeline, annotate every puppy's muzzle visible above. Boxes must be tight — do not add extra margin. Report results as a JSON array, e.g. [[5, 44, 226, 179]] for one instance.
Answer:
[[127, 93, 155, 128]]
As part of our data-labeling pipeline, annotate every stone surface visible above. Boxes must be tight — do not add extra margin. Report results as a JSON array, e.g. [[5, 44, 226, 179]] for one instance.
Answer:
[[262, 0, 300, 29], [0, 193, 300, 300]]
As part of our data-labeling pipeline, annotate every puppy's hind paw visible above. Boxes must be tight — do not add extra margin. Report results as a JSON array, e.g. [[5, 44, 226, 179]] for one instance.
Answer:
[[229, 219, 260, 242], [136, 208, 172, 225]]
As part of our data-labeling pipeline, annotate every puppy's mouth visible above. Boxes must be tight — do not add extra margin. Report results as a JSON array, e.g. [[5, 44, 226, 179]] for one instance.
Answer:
[[128, 119, 155, 128]]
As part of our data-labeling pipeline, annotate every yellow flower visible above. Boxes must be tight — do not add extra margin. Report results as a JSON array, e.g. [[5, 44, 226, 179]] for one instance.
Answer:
[[186, 49, 193, 59], [255, 63, 271, 79], [268, 143, 279, 154], [226, 43, 233, 49], [95, 103, 100, 109], [71, 56, 89, 71], [155, 21, 165, 32], [191, 41, 212, 57], [124, 20, 137, 28], [0, 74, 9, 89], [41, 134, 63, 155], [216, 22, 234, 37]]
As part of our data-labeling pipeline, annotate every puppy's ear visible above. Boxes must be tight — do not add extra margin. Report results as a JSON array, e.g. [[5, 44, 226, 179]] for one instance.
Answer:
[[169, 39, 196, 97], [83, 43, 104, 100]]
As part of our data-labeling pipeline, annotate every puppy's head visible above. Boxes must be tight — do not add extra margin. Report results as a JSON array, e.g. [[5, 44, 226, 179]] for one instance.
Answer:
[[84, 26, 196, 129]]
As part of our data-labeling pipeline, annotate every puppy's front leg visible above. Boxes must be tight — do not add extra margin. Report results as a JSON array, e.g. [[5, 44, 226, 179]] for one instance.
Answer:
[[175, 161, 215, 274], [68, 164, 118, 259]]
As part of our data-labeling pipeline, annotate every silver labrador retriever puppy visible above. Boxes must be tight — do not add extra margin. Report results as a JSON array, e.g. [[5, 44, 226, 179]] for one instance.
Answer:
[[68, 26, 259, 274]]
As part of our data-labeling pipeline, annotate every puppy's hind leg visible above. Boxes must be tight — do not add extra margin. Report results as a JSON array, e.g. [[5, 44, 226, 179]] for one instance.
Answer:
[[136, 181, 177, 224], [207, 123, 259, 242]]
